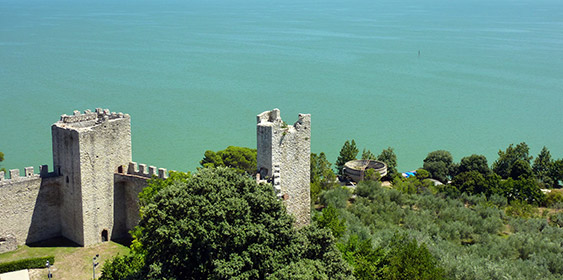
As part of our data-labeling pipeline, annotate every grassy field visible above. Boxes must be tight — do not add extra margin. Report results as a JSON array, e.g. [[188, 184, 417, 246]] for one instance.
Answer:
[[0, 237, 129, 280]]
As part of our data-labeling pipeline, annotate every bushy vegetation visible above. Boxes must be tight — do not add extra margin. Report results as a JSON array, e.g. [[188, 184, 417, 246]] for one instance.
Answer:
[[311, 152, 339, 204], [316, 180, 563, 280], [102, 141, 563, 279], [312, 141, 563, 279], [200, 146, 257, 175], [335, 140, 359, 176], [0, 256, 54, 273], [101, 168, 352, 279]]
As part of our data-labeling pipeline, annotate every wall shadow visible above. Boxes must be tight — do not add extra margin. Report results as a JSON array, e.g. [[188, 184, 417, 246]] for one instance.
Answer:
[[25, 177, 63, 245], [27, 236, 80, 248]]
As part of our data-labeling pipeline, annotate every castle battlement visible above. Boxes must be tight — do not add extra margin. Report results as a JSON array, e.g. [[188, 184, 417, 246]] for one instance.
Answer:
[[257, 109, 311, 135], [126, 162, 168, 179], [1, 108, 311, 253], [58, 108, 130, 125], [257, 108, 282, 125], [0, 165, 60, 186], [0, 167, 37, 184]]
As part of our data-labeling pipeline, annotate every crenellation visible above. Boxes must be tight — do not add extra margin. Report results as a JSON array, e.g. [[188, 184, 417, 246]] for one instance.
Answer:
[[0, 166, 44, 187], [124, 162, 168, 179], [2, 108, 310, 253], [57, 108, 130, 125], [24, 167, 34, 177], [40, 165, 48, 177], [257, 108, 282, 125], [158, 168, 168, 179], [139, 164, 148, 175], [9, 169, 19, 179], [128, 162, 138, 174], [149, 166, 157, 176]]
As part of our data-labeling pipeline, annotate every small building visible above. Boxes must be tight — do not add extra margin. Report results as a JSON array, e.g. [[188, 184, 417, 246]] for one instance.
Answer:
[[343, 160, 387, 182]]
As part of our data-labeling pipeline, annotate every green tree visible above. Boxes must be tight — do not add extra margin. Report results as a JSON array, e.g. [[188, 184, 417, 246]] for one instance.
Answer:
[[393, 170, 434, 195], [458, 154, 490, 176], [492, 142, 533, 179], [0, 151, 5, 173], [339, 235, 386, 280], [549, 159, 563, 188], [377, 147, 398, 178], [321, 187, 351, 209], [314, 205, 346, 239], [381, 234, 445, 280], [100, 254, 144, 280], [502, 176, 545, 204], [200, 146, 257, 175], [311, 153, 338, 204], [451, 171, 486, 195], [339, 233, 444, 280], [267, 226, 353, 280], [336, 140, 359, 176], [361, 149, 376, 160], [423, 150, 455, 183], [363, 168, 381, 182], [103, 168, 352, 280], [533, 147, 554, 187], [509, 159, 533, 179]]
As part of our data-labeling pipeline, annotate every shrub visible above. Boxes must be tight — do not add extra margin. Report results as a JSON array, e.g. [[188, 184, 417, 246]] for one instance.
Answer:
[[548, 212, 563, 228], [505, 200, 539, 218], [545, 191, 563, 207], [355, 180, 382, 199], [314, 205, 347, 239], [0, 256, 55, 273], [321, 187, 351, 209], [100, 253, 144, 280], [382, 233, 445, 280], [488, 194, 508, 208]]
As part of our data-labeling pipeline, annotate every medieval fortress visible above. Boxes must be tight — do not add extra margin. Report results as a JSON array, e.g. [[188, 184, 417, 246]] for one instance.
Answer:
[[0, 108, 310, 253]]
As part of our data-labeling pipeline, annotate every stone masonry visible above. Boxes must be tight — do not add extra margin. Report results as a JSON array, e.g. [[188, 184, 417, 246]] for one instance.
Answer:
[[257, 109, 311, 227], [0, 108, 311, 253], [0, 109, 168, 252], [52, 109, 132, 246]]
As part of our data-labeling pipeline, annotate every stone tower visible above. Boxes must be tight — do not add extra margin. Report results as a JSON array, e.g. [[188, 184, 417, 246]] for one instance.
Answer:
[[51, 108, 131, 246], [256, 109, 311, 227]]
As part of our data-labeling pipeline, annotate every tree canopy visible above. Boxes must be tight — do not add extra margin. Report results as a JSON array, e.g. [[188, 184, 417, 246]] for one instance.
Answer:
[[361, 149, 376, 161], [336, 140, 359, 176], [423, 150, 455, 183], [377, 147, 398, 178], [101, 167, 352, 280], [492, 143, 533, 179], [200, 146, 257, 175], [311, 152, 338, 204], [458, 154, 490, 176]]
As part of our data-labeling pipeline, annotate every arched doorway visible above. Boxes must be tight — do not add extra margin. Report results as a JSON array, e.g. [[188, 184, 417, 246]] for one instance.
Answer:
[[101, 229, 109, 242]]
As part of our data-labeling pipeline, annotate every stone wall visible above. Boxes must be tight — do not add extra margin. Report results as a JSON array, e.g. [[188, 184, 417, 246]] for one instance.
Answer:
[[52, 108, 132, 246], [0, 167, 62, 253], [0, 109, 164, 252], [257, 109, 311, 227], [1, 107, 311, 254], [112, 162, 167, 239]]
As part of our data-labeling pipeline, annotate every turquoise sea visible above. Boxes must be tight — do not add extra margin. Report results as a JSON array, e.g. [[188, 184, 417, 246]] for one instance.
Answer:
[[1, 0, 562, 174]]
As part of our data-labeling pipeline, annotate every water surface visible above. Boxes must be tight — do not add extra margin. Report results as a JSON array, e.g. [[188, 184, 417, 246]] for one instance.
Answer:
[[1, 0, 562, 173]]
